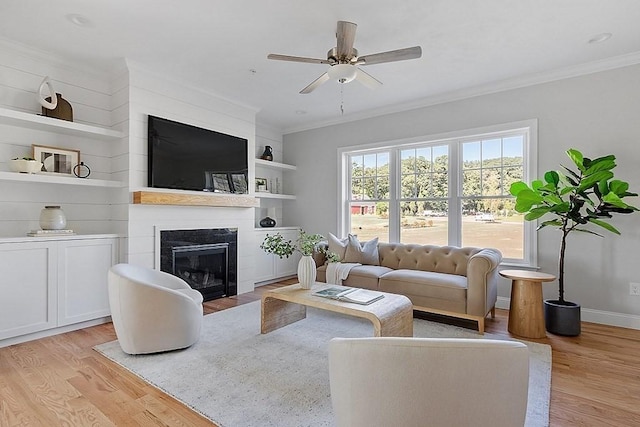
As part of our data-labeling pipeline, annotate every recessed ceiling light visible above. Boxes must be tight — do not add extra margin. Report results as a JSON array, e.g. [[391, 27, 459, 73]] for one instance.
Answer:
[[588, 32, 612, 44], [66, 14, 94, 28]]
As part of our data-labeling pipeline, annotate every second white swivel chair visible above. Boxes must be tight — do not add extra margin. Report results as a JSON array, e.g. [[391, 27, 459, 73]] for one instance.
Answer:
[[329, 337, 529, 427]]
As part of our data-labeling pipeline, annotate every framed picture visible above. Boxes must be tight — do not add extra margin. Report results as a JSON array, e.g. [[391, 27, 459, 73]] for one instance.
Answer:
[[211, 173, 232, 193], [230, 173, 248, 194], [255, 177, 268, 192], [32, 145, 80, 176]]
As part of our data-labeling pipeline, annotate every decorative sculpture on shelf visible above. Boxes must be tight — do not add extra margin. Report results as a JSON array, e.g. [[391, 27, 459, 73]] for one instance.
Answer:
[[260, 146, 273, 161], [36, 76, 73, 122]]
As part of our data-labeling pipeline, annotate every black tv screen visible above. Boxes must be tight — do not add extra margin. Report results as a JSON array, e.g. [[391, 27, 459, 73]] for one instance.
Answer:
[[148, 115, 248, 193]]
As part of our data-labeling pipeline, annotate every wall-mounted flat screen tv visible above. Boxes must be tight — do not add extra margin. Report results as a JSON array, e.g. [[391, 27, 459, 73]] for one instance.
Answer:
[[148, 115, 248, 193]]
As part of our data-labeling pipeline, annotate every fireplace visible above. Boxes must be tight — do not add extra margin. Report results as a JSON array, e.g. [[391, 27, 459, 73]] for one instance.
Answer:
[[160, 228, 237, 301]]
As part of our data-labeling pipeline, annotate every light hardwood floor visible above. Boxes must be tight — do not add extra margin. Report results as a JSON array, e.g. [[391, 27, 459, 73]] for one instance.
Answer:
[[1, 278, 639, 426]]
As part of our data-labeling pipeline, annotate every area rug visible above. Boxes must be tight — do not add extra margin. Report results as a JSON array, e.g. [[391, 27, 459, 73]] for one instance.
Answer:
[[95, 301, 551, 427]]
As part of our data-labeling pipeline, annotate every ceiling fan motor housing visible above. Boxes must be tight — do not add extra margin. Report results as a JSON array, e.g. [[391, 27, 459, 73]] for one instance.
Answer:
[[327, 47, 358, 64]]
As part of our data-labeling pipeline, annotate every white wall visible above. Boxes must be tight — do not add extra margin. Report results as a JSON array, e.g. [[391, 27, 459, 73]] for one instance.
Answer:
[[0, 41, 126, 237], [124, 63, 259, 294], [284, 64, 640, 324]]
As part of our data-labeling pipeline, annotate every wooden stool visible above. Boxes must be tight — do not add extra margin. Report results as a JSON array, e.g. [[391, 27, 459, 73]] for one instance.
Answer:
[[499, 269, 556, 339]]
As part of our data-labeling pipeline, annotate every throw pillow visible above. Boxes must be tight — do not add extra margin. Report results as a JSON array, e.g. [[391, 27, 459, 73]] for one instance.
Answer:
[[344, 234, 379, 265], [327, 233, 348, 261]]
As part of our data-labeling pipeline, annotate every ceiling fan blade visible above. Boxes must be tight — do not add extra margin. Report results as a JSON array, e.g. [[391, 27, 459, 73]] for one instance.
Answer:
[[300, 72, 330, 94], [355, 68, 382, 89], [357, 46, 422, 65], [336, 21, 357, 59], [267, 54, 330, 65]]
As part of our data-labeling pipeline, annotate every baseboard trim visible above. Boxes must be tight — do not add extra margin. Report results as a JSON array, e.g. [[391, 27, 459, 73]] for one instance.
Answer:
[[0, 317, 111, 348], [496, 297, 640, 331]]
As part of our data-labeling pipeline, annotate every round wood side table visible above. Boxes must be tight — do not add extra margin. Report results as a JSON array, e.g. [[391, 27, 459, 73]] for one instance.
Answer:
[[500, 269, 556, 339]]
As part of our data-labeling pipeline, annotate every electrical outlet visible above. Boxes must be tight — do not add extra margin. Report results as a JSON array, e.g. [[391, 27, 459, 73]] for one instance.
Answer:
[[631, 283, 640, 296]]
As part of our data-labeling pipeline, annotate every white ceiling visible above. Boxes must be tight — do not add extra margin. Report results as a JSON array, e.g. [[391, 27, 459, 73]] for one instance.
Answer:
[[2, 1, 640, 133]]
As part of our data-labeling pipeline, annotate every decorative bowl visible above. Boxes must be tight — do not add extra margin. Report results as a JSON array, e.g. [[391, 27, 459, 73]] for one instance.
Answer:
[[10, 159, 43, 174]]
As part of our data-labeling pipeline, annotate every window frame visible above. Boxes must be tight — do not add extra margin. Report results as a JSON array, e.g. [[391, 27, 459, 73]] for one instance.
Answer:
[[338, 119, 538, 267]]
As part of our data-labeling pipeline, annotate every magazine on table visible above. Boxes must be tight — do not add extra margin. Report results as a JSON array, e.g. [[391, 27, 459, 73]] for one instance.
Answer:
[[313, 286, 384, 305]]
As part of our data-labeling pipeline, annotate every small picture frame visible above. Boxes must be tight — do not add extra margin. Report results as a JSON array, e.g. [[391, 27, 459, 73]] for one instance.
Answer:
[[230, 173, 248, 194], [211, 173, 232, 193], [32, 144, 80, 176], [255, 177, 268, 192]]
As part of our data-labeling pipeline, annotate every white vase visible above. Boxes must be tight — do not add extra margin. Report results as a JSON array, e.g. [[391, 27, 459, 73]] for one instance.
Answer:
[[297, 255, 316, 290], [39, 206, 67, 230]]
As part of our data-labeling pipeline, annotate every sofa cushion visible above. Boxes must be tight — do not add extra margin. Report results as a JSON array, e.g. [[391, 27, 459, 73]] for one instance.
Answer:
[[328, 233, 349, 261], [344, 235, 379, 265], [379, 269, 467, 307]]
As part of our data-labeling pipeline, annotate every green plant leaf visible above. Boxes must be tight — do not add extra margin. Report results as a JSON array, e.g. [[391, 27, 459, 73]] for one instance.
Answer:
[[531, 180, 544, 191], [602, 192, 629, 208], [549, 202, 570, 213], [514, 189, 544, 212], [544, 171, 559, 186], [585, 158, 615, 175], [559, 186, 575, 196], [609, 180, 629, 196], [573, 228, 604, 237], [567, 149, 585, 172], [509, 181, 529, 196], [540, 219, 563, 228], [577, 171, 614, 192], [543, 194, 563, 205], [524, 207, 551, 221], [588, 218, 620, 235]]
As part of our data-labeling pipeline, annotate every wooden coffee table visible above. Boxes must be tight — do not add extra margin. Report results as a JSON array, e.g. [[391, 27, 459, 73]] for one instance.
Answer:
[[261, 283, 414, 337]]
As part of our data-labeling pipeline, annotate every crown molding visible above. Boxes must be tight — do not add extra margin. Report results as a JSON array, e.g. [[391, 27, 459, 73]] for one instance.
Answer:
[[283, 51, 640, 135]]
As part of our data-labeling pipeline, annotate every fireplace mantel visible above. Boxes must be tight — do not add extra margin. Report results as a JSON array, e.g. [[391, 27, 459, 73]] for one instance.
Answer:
[[132, 191, 260, 208]]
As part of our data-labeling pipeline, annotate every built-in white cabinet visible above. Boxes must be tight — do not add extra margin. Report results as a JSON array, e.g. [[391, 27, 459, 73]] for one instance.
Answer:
[[0, 235, 119, 345], [254, 227, 301, 284]]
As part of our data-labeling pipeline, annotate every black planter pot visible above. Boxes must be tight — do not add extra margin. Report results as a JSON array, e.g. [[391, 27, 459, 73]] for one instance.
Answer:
[[544, 300, 581, 336]]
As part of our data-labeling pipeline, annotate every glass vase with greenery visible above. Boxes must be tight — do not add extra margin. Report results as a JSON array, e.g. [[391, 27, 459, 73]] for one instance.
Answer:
[[260, 229, 325, 258]]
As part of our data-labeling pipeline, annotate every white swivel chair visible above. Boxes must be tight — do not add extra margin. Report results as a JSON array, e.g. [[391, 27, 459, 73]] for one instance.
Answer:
[[108, 263, 204, 355], [329, 337, 529, 427]]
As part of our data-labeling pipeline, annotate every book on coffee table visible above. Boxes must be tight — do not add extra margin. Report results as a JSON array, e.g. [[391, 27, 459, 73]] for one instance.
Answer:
[[313, 286, 384, 305]]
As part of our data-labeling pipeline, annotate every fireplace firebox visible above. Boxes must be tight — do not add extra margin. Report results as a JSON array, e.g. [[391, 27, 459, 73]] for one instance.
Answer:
[[160, 228, 237, 301]]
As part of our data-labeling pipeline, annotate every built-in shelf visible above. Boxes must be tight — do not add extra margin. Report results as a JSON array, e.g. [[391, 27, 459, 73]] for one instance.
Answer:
[[255, 193, 296, 200], [132, 190, 260, 208], [254, 159, 297, 171], [0, 171, 124, 187], [0, 107, 124, 140]]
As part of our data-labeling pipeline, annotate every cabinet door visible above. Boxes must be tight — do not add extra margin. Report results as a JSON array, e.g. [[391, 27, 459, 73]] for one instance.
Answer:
[[254, 231, 276, 283], [0, 242, 56, 340], [57, 238, 118, 326]]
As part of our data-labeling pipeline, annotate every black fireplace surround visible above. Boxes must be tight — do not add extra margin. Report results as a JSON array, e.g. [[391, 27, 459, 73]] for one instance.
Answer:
[[160, 228, 238, 301]]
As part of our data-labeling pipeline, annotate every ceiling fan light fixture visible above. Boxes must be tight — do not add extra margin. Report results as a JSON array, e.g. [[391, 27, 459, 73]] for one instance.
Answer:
[[327, 64, 357, 84]]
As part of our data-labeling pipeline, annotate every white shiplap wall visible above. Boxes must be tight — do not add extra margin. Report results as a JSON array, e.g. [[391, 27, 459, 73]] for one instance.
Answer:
[[125, 62, 259, 294]]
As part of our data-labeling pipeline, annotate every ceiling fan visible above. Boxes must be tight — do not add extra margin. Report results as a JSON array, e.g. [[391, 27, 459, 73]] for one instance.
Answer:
[[267, 21, 422, 94]]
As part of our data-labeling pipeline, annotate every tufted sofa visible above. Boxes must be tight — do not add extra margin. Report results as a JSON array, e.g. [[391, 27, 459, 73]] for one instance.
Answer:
[[314, 242, 502, 333]]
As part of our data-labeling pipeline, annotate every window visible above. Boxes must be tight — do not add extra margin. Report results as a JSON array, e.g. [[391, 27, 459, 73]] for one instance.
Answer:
[[349, 152, 390, 242], [340, 120, 537, 265]]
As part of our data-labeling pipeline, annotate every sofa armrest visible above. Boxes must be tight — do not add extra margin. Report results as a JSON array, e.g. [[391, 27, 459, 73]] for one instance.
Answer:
[[466, 248, 502, 317]]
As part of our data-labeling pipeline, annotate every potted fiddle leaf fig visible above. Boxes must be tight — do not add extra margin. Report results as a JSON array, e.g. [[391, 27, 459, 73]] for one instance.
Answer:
[[510, 148, 638, 336]]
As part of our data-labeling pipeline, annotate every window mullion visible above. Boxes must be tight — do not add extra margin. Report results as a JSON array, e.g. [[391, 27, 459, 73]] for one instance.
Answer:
[[449, 142, 461, 246]]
